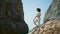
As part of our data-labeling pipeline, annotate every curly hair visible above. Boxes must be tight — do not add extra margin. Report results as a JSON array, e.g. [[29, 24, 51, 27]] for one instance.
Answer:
[[37, 8, 41, 12]]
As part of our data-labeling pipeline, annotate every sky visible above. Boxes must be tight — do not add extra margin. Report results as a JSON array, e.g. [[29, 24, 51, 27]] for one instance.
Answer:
[[22, 0, 52, 30]]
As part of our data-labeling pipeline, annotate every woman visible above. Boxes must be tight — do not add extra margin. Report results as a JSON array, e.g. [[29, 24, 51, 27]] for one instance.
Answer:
[[33, 8, 41, 27]]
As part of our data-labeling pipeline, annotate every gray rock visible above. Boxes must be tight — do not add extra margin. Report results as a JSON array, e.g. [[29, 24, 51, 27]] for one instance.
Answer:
[[43, 0, 60, 23], [0, 0, 29, 34]]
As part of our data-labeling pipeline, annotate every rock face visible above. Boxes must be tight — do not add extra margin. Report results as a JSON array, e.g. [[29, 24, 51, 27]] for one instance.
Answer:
[[0, 0, 29, 34], [30, 0, 60, 34], [43, 0, 60, 23], [30, 20, 60, 34]]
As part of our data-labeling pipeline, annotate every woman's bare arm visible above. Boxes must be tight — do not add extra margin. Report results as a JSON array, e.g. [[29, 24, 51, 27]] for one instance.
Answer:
[[33, 16, 36, 22]]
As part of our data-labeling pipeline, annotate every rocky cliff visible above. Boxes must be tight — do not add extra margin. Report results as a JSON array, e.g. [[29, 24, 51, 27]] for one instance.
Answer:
[[43, 0, 60, 23], [30, 0, 60, 34], [0, 0, 29, 34]]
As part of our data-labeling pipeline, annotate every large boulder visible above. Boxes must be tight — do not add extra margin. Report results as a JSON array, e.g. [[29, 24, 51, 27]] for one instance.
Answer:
[[30, 20, 60, 34], [0, 0, 29, 34]]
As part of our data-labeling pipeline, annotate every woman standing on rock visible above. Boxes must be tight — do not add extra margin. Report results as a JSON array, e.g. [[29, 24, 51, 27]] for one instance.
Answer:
[[33, 8, 41, 27]]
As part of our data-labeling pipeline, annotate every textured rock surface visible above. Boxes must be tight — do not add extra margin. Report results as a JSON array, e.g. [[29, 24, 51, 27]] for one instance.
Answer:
[[43, 0, 60, 23], [0, 0, 29, 34], [30, 20, 60, 34]]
